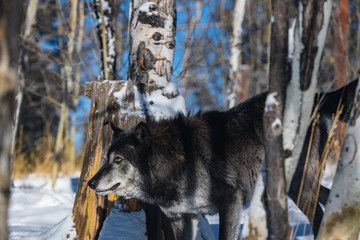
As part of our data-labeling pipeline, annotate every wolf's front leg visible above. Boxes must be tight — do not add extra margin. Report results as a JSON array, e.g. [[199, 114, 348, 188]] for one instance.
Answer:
[[166, 214, 199, 240], [218, 189, 242, 240]]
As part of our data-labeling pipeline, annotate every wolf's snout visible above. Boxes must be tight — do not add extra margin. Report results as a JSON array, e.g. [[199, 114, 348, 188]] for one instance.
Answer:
[[88, 178, 98, 189]]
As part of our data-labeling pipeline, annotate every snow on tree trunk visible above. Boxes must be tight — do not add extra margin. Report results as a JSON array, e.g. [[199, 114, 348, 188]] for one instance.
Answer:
[[226, 0, 246, 109], [316, 78, 360, 240], [94, 0, 117, 80], [11, 0, 39, 159], [0, 0, 19, 238]]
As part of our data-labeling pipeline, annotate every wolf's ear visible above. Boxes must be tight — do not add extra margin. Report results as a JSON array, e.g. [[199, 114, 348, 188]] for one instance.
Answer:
[[104, 121, 123, 139], [133, 122, 151, 146]]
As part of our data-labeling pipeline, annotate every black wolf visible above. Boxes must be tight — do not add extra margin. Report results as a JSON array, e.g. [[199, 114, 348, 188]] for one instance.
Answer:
[[88, 80, 357, 240]]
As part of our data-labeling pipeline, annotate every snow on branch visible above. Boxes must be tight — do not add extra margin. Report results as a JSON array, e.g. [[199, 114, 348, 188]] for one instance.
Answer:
[[113, 81, 186, 121]]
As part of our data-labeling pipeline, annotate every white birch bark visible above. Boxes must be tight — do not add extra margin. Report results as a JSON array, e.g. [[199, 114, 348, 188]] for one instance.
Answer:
[[126, 0, 185, 120], [316, 79, 360, 239], [227, 0, 246, 108], [11, 0, 39, 158], [283, 0, 332, 190], [128, 0, 176, 86]]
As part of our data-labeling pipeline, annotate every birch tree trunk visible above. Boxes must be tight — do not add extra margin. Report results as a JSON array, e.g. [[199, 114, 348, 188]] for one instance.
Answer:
[[94, 0, 117, 80], [284, 0, 332, 190], [316, 79, 360, 239], [51, 0, 70, 188], [0, 0, 19, 238], [11, 0, 39, 160], [226, 0, 246, 109], [284, 2, 332, 235]]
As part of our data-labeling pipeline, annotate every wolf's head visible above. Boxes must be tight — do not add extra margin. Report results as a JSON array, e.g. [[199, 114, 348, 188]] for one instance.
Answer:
[[87, 121, 152, 199]]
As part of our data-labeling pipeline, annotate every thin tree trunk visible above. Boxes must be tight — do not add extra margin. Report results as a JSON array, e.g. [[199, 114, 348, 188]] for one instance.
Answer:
[[263, 0, 290, 239], [0, 0, 20, 238], [317, 78, 360, 239], [69, 0, 85, 175], [226, 0, 246, 108], [181, 0, 202, 99], [94, 0, 117, 80], [11, 0, 39, 161], [52, 0, 70, 188]]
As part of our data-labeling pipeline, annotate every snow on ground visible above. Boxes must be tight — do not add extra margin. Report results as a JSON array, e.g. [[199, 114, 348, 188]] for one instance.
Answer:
[[8, 174, 322, 240], [8, 174, 78, 240]]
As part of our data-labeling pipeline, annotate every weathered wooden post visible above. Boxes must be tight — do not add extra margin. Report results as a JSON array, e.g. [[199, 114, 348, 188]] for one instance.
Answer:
[[72, 0, 119, 238]]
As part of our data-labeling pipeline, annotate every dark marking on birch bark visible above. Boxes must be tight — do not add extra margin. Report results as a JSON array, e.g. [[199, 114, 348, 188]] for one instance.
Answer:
[[138, 11, 166, 28], [128, 41, 149, 84], [152, 32, 163, 41], [143, 49, 155, 69], [165, 41, 175, 49]]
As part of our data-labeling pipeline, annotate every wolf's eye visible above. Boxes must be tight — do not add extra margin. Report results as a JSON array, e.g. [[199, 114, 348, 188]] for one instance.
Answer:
[[114, 156, 124, 163]]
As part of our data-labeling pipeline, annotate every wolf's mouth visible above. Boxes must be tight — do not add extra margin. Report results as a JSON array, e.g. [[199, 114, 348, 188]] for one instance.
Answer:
[[109, 183, 120, 191], [96, 183, 120, 193]]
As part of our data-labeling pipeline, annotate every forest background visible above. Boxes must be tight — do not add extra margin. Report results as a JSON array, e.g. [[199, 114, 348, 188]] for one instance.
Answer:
[[1, 0, 360, 239], [13, 0, 359, 178]]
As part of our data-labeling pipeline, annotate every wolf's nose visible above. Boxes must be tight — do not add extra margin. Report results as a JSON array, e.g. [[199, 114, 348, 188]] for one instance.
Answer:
[[88, 178, 97, 189]]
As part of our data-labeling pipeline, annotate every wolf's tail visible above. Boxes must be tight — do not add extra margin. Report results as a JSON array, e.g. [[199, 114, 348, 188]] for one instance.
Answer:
[[317, 79, 358, 122]]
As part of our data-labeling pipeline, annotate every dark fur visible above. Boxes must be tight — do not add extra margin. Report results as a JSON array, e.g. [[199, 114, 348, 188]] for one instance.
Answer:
[[88, 80, 357, 240]]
